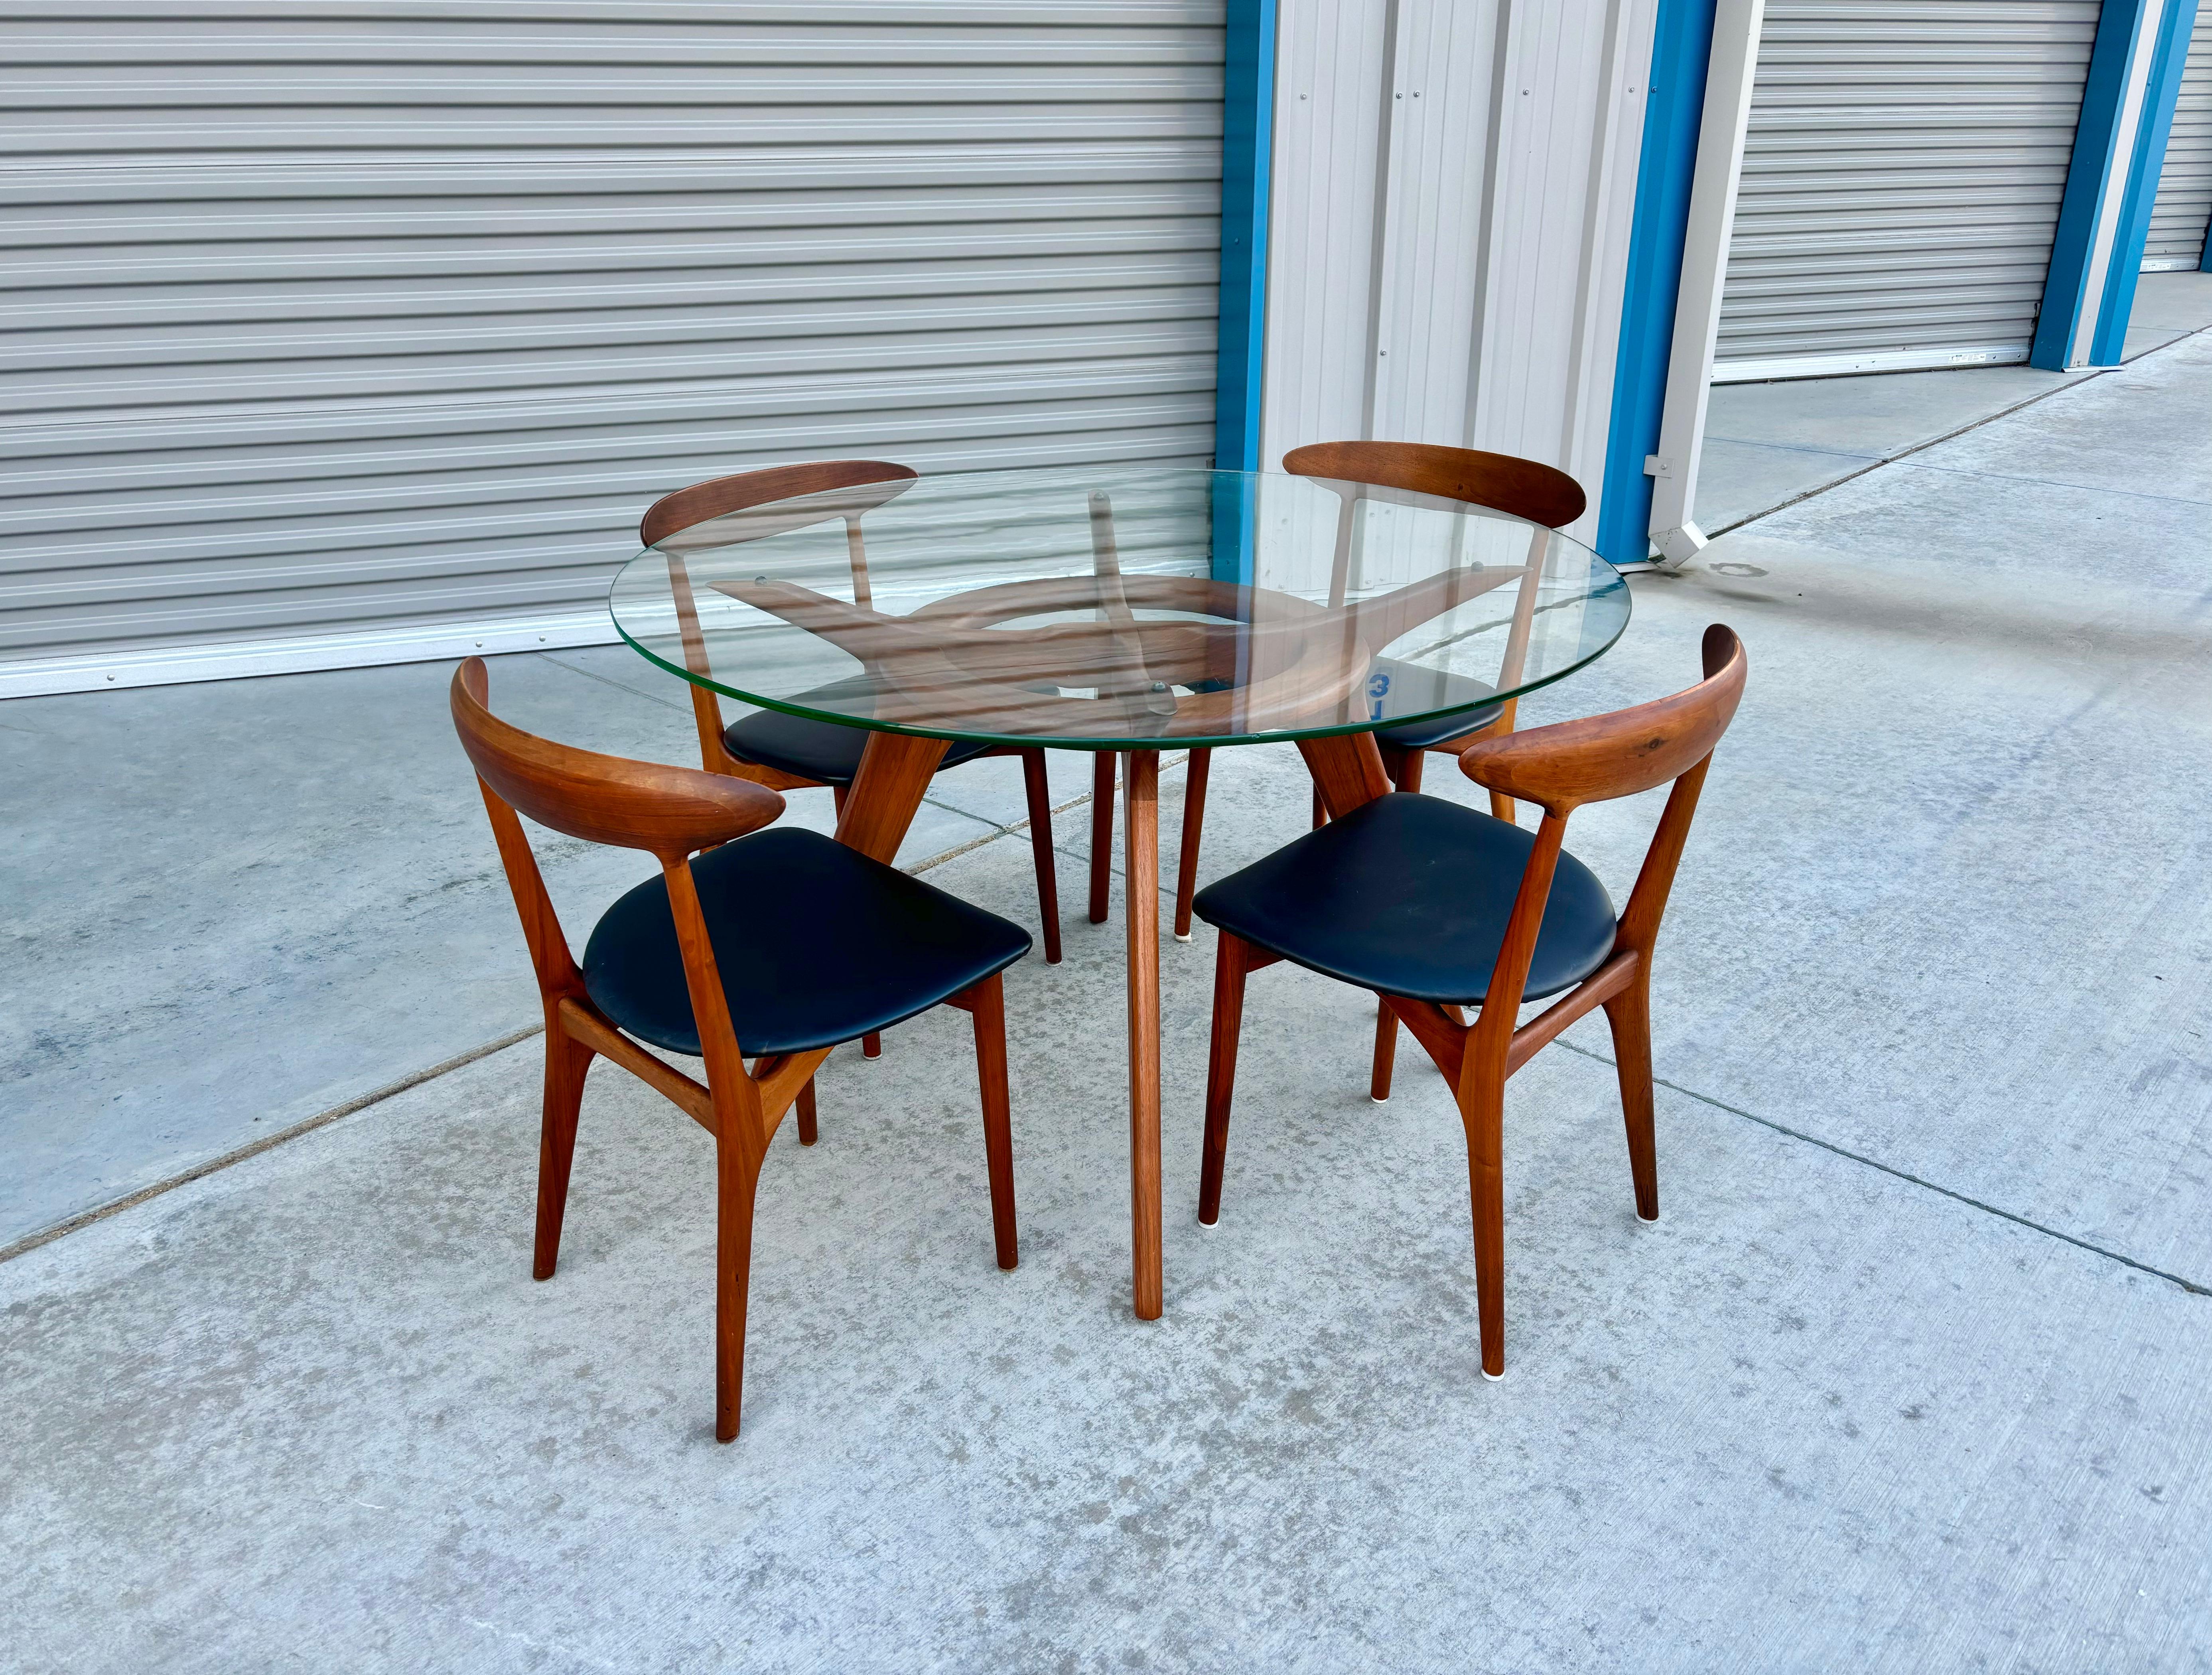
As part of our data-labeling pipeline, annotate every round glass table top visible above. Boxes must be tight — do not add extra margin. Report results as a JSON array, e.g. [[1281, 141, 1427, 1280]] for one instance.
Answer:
[[608, 465, 1631, 751]]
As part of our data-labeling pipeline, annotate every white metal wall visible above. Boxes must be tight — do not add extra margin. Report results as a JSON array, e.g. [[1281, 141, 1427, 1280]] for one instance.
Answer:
[[0, 1, 1225, 695], [1714, 0, 2102, 381], [2144, 6, 2212, 268], [1260, 0, 1658, 554]]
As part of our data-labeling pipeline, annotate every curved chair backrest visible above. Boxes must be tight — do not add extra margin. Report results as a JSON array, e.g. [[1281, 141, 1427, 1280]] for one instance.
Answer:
[[1457, 625, 1745, 817], [1282, 440, 1587, 529], [639, 459, 919, 550], [451, 658, 783, 860], [637, 460, 918, 780], [1449, 625, 1747, 1043]]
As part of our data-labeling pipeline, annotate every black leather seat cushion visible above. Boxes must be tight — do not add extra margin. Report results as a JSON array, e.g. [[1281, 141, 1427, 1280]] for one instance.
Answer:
[[1192, 793, 1617, 1005], [724, 679, 993, 786], [1364, 657, 1505, 751], [583, 828, 1031, 1057]]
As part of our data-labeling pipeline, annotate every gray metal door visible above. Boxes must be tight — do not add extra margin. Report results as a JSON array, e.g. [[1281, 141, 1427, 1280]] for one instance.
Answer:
[[2143, 7, 2212, 268], [1715, 0, 2101, 382], [0, 2, 1225, 694]]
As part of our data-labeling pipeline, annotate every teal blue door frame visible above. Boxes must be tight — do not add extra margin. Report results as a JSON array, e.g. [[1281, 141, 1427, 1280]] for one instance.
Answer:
[[2034, 0, 2204, 369], [1212, 0, 1277, 585], [1596, 0, 1722, 569]]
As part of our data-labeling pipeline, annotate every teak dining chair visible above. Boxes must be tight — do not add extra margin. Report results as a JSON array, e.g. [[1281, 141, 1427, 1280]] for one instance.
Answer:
[[1167, 441, 1589, 943], [451, 658, 1032, 1442], [1189, 625, 1747, 1380], [642, 461, 1070, 968]]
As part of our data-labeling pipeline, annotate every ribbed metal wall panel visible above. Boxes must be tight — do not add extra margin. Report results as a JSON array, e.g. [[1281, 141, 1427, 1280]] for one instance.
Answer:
[[0, 1, 1225, 684], [1714, 0, 2100, 380], [1262, 0, 1658, 556], [2143, 7, 2212, 267]]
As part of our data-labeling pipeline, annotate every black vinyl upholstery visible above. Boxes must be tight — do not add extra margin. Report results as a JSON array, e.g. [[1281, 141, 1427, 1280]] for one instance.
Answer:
[[583, 828, 1031, 1057], [723, 679, 993, 785], [1362, 658, 1506, 751], [1191, 793, 1617, 1005]]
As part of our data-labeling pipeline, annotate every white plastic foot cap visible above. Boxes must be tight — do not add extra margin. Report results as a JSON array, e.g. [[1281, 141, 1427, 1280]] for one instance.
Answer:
[[1370, 1094, 1389, 1105], [1173, 931, 1192, 942], [1481, 1368, 1504, 1382]]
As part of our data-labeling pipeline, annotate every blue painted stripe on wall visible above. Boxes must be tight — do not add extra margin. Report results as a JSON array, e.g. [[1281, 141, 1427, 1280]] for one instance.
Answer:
[[1215, 0, 1277, 477], [2091, 0, 2202, 361], [1212, 0, 1276, 584], [1601, 0, 1716, 566], [2033, 0, 2155, 369], [1596, 0, 1719, 568]]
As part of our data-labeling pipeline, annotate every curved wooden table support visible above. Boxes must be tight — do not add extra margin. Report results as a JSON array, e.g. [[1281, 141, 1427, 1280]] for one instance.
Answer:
[[614, 475, 1630, 1326]]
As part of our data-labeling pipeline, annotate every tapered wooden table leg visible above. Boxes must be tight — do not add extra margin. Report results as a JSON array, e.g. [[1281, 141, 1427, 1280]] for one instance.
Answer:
[[836, 732, 952, 1063], [1297, 731, 1393, 819], [1124, 748, 1163, 1320], [836, 732, 950, 862]]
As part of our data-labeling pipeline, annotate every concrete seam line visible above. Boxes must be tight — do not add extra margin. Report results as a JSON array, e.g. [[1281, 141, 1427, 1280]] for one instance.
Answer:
[[1702, 377, 2106, 539], [2, 757, 1183, 1256], [537, 650, 693, 717], [2, 751, 1183, 1248], [1703, 318, 2212, 541], [0, 1024, 548, 1269], [1554, 1039, 2210, 1298]]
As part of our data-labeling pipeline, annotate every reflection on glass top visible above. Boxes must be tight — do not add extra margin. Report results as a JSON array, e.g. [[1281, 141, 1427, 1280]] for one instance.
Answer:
[[607, 465, 1631, 749]]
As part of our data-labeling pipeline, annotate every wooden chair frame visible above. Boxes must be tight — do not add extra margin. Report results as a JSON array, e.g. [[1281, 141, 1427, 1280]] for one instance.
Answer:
[[643, 460, 1069, 969], [1199, 626, 1747, 1379], [452, 658, 1017, 1442], [1172, 440, 1591, 941]]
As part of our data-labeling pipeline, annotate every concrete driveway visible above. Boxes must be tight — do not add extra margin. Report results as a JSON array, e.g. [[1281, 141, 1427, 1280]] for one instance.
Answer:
[[3, 329, 2208, 1671]]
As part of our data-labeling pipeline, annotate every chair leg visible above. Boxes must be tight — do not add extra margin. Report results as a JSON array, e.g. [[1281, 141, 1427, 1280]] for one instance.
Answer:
[[1311, 782, 1327, 828], [1457, 1074, 1508, 1379], [1369, 998, 1398, 1103], [1364, 745, 1413, 1105], [533, 1027, 595, 1280], [1089, 752, 1115, 923], [862, 1032, 882, 1058], [714, 1136, 763, 1443], [1019, 750, 1063, 964], [1173, 747, 1210, 940], [795, 1076, 818, 1147], [1603, 972, 1660, 1221], [833, 783, 849, 821], [966, 972, 1019, 1270], [1198, 932, 1252, 1226]]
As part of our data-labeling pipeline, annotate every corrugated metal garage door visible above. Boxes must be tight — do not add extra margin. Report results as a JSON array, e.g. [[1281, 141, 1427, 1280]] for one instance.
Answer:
[[0, 2, 1224, 694], [1714, 0, 2101, 382], [2143, 6, 2212, 269]]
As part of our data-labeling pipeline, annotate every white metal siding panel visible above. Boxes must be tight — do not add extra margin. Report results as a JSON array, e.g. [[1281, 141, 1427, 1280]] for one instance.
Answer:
[[2144, 7, 2212, 268], [0, 1, 1225, 683], [1263, 0, 1656, 554], [1714, 0, 2101, 380], [1260, 0, 1390, 454]]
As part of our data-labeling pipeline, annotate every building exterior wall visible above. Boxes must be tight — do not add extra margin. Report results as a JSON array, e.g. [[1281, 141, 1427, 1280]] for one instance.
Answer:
[[0, 1, 1227, 696], [1257, 0, 1663, 556]]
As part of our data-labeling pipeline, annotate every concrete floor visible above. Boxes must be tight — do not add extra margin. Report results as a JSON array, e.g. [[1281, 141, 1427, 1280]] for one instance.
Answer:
[[1696, 268, 2212, 534], [5, 331, 2212, 1668], [0, 652, 1108, 1250]]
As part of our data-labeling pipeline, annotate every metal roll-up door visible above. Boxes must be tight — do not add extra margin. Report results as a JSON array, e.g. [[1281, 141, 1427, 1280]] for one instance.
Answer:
[[0, 2, 1225, 695], [2143, 7, 2212, 270], [1715, 0, 2102, 382]]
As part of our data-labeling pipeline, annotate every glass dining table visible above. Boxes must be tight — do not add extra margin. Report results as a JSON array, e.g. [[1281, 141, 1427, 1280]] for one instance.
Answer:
[[608, 463, 1632, 1320]]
